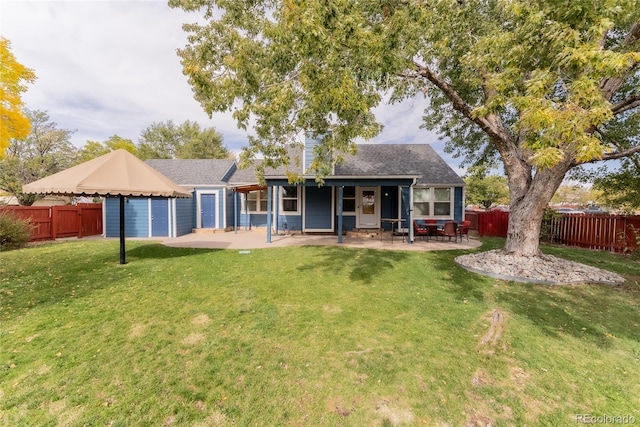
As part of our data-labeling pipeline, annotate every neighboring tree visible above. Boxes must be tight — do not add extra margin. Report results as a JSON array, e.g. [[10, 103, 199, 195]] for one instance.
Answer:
[[550, 184, 594, 206], [0, 37, 36, 157], [137, 120, 229, 160], [464, 174, 509, 209], [591, 155, 640, 212], [75, 135, 137, 164], [0, 110, 76, 205], [171, 0, 640, 257]]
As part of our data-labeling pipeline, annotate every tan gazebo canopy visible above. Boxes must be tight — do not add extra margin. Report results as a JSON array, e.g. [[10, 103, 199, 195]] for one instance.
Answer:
[[23, 149, 192, 264], [23, 149, 191, 197]]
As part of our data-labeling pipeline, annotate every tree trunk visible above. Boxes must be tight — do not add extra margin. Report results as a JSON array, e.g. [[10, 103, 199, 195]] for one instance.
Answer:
[[503, 162, 570, 257]]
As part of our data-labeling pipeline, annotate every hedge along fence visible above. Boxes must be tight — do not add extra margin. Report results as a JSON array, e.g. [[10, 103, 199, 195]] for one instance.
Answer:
[[0, 204, 103, 242], [468, 210, 640, 254]]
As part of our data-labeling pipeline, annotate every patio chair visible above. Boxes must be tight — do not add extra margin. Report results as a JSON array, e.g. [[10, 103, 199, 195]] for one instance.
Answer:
[[413, 220, 429, 240], [457, 220, 471, 242], [438, 221, 458, 242]]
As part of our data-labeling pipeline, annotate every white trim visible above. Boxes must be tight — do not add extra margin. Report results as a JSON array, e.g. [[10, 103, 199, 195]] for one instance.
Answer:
[[222, 188, 227, 229], [279, 185, 301, 214], [148, 198, 152, 238], [171, 198, 176, 238], [196, 189, 219, 229], [412, 186, 455, 220]]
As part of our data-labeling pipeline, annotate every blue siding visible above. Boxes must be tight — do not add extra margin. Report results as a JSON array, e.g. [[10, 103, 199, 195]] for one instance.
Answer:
[[105, 197, 149, 238], [277, 214, 302, 233], [176, 197, 194, 236], [335, 215, 356, 232], [304, 186, 333, 230], [454, 186, 464, 223], [304, 133, 322, 172]]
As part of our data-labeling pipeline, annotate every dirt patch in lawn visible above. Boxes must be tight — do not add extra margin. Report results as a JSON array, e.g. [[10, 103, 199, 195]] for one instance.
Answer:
[[182, 332, 206, 345], [191, 314, 211, 326]]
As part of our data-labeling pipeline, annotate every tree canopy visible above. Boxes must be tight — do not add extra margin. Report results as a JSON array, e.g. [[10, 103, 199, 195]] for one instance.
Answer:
[[75, 135, 137, 165], [0, 37, 36, 158], [171, 0, 640, 256], [464, 173, 509, 209], [137, 120, 229, 160], [0, 110, 75, 205]]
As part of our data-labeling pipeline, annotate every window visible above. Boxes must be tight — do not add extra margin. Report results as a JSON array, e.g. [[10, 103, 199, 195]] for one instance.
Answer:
[[246, 189, 269, 212], [434, 188, 451, 216], [413, 187, 452, 217], [413, 187, 431, 216], [336, 186, 356, 214], [281, 186, 299, 213]]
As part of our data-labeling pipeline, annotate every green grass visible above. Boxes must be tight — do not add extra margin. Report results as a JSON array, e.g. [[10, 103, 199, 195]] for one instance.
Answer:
[[1, 238, 639, 426]]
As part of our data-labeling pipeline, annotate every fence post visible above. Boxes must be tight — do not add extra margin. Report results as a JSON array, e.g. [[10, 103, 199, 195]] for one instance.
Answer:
[[50, 206, 57, 240]]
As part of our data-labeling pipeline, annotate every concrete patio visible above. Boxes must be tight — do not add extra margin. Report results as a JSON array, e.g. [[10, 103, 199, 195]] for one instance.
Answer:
[[161, 230, 482, 251]]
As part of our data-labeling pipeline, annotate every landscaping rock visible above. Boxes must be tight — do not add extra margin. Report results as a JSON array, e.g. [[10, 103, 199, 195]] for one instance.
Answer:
[[455, 250, 625, 285]]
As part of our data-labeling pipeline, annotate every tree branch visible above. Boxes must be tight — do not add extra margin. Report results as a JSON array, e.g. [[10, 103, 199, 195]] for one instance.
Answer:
[[412, 62, 514, 146], [600, 21, 640, 100], [611, 93, 640, 115]]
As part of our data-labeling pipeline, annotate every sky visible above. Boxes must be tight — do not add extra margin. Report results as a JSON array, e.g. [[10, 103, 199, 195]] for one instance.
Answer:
[[0, 0, 461, 173]]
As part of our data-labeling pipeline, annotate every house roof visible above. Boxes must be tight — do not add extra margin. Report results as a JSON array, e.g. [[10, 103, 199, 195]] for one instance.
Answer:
[[145, 144, 464, 188], [261, 143, 464, 186], [334, 144, 464, 186], [145, 159, 236, 186]]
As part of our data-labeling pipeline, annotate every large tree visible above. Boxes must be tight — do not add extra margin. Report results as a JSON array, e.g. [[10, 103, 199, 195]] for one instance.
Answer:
[[0, 110, 76, 205], [0, 37, 36, 157], [137, 120, 229, 160], [170, 0, 640, 257]]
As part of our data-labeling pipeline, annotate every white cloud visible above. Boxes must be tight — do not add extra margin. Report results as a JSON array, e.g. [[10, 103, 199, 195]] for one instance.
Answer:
[[0, 0, 461, 172]]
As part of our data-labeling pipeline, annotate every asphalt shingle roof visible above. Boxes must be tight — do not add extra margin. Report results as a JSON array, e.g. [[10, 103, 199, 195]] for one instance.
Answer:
[[334, 144, 464, 185], [145, 159, 235, 186]]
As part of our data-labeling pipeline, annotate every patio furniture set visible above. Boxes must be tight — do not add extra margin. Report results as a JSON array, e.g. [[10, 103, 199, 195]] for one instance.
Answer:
[[413, 219, 470, 243]]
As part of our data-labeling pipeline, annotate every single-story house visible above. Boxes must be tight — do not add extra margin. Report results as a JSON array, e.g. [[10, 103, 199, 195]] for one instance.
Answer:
[[104, 139, 465, 243]]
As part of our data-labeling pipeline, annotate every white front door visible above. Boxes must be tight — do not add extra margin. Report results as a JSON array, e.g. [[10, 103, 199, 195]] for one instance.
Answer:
[[357, 187, 379, 228]]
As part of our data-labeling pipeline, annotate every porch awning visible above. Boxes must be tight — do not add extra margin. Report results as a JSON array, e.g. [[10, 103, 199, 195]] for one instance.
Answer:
[[233, 184, 267, 193]]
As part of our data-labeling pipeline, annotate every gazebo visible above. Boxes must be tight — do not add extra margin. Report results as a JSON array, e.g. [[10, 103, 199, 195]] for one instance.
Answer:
[[23, 149, 192, 264]]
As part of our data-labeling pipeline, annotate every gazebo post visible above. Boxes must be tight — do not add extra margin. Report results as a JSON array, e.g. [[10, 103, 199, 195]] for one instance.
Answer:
[[119, 195, 126, 264]]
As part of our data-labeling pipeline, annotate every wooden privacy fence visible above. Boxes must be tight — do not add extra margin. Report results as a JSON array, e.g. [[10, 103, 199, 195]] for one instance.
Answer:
[[0, 204, 103, 241], [467, 210, 640, 253]]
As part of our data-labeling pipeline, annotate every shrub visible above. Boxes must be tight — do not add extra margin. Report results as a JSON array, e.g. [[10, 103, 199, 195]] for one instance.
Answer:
[[0, 211, 33, 251]]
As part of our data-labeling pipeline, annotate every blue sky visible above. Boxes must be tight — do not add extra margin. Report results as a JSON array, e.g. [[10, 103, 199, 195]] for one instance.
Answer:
[[1, 0, 460, 172]]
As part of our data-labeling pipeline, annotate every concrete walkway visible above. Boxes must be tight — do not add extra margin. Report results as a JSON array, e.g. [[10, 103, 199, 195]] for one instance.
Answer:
[[162, 230, 482, 251]]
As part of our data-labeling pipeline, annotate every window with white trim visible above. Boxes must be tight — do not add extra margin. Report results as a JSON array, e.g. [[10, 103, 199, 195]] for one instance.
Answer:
[[434, 188, 451, 216], [245, 189, 269, 212], [413, 187, 431, 216], [413, 187, 453, 218], [280, 186, 300, 213]]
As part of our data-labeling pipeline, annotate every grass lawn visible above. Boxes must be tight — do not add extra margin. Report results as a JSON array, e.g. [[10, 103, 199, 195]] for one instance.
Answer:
[[1, 238, 639, 426]]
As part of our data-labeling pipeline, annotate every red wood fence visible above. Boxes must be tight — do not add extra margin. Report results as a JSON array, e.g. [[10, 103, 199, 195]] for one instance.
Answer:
[[466, 210, 640, 253], [0, 204, 103, 241]]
